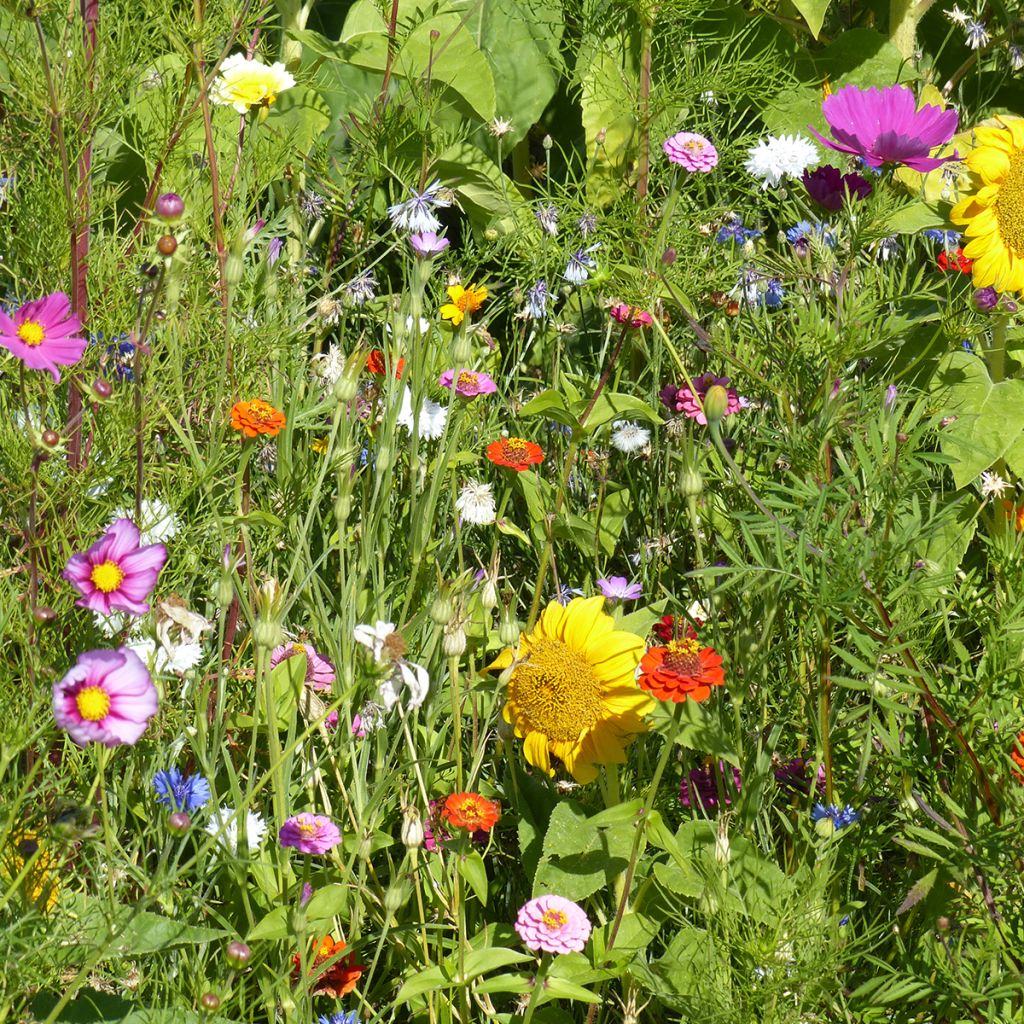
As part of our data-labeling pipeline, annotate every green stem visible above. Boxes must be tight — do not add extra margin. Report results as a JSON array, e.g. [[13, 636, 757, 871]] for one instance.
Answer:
[[521, 955, 550, 1024]]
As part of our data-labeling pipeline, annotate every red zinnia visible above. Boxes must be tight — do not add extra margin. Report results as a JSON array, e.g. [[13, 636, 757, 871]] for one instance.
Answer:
[[638, 637, 725, 704], [292, 934, 364, 997], [486, 437, 544, 472], [366, 349, 405, 378], [440, 792, 501, 833], [936, 248, 973, 274], [651, 614, 698, 644]]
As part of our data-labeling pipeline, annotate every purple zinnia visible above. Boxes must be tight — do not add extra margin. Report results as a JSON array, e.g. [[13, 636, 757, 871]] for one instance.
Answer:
[[679, 762, 742, 810], [409, 232, 450, 257], [660, 374, 745, 425], [801, 165, 873, 211], [596, 576, 642, 601], [438, 368, 497, 398], [0, 292, 88, 382], [774, 757, 826, 795], [278, 812, 342, 854], [809, 84, 958, 172]]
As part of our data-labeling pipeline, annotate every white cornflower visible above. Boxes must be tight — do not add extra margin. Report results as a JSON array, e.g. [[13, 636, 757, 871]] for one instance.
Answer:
[[980, 471, 1010, 498], [564, 244, 600, 285], [455, 480, 496, 525], [311, 343, 345, 387], [965, 19, 989, 48], [316, 295, 342, 325], [353, 620, 397, 662], [111, 499, 179, 545], [875, 236, 901, 261], [489, 117, 514, 138], [204, 805, 268, 853], [1010, 45, 1024, 71], [353, 622, 430, 711], [610, 421, 651, 453], [743, 134, 818, 188], [944, 4, 970, 24], [396, 386, 448, 440], [344, 270, 376, 306], [535, 204, 559, 236], [387, 180, 450, 234]]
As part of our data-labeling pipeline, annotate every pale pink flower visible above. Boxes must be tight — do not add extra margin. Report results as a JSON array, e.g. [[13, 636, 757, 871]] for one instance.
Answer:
[[515, 895, 592, 954], [0, 292, 87, 382], [270, 641, 336, 692], [662, 132, 718, 172]]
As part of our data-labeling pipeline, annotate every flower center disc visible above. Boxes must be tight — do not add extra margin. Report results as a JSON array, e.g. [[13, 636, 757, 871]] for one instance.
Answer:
[[75, 685, 111, 721], [16, 320, 44, 347], [542, 909, 568, 929], [457, 371, 478, 389], [996, 149, 1024, 257], [509, 639, 602, 741], [663, 638, 701, 675], [503, 438, 528, 460], [90, 560, 125, 593]]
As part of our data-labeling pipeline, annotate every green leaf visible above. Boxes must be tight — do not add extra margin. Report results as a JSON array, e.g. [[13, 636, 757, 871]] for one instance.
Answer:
[[649, 700, 738, 765], [112, 912, 227, 954], [519, 389, 576, 427], [897, 868, 939, 915], [305, 882, 348, 921], [474, 972, 532, 995], [258, 653, 307, 730], [887, 201, 947, 235], [577, 391, 661, 431], [790, 0, 831, 38], [457, 851, 489, 906], [247, 906, 290, 941], [452, 946, 532, 983], [394, 965, 449, 1004], [541, 977, 602, 1004], [496, 516, 533, 548]]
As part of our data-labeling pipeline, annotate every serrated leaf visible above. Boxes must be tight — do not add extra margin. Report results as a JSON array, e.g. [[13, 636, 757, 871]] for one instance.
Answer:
[[897, 868, 938, 914]]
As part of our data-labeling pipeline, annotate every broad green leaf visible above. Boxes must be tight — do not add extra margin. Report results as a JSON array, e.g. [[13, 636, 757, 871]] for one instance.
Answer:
[[474, 972, 532, 995], [578, 390, 661, 431], [519, 389, 576, 426], [451, 946, 532, 983], [887, 201, 947, 235], [247, 906, 290, 941], [112, 912, 227, 954], [259, 652, 307, 730], [791, 0, 831, 38], [649, 699, 739, 765], [394, 965, 449, 1004], [541, 977, 602, 1004], [457, 851, 489, 906]]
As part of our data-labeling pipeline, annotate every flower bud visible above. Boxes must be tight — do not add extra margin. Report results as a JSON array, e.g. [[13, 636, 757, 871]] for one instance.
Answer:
[[226, 940, 251, 968], [679, 466, 703, 498], [92, 377, 112, 399], [429, 590, 455, 625], [155, 193, 185, 221], [333, 493, 351, 524], [199, 993, 221, 1013], [41, 429, 60, 448], [401, 806, 425, 850], [224, 252, 244, 285], [499, 611, 521, 646], [254, 619, 283, 650], [442, 623, 467, 658], [375, 444, 392, 472], [451, 333, 472, 364], [253, 579, 284, 648], [168, 811, 191, 835], [384, 883, 407, 915], [33, 606, 56, 624], [216, 573, 234, 609], [333, 367, 359, 404], [702, 385, 729, 426], [157, 234, 178, 257], [480, 577, 498, 612], [662, 247, 676, 266]]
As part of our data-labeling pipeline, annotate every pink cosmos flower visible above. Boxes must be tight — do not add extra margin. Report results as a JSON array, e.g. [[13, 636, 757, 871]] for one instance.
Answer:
[[270, 641, 336, 692], [0, 292, 88, 382], [438, 368, 498, 398], [278, 812, 342, 854], [410, 232, 450, 257], [662, 132, 718, 172], [660, 374, 745, 426], [515, 895, 592, 954], [808, 84, 958, 171], [609, 304, 654, 328], [596, 576, 643, 601], [52, 647, 158, 746], [63, 519, 168, 616]]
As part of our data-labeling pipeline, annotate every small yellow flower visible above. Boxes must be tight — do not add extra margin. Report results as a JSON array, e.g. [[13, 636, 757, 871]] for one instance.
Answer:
[[310, 436, 329, 455], [210, 54, 296, 115], [440, 283, 487, 326], [1, 831, 58, 912]]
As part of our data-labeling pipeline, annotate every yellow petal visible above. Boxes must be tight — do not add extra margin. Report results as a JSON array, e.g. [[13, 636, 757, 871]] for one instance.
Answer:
[[561, 595, 611, 651], [970, 248, 1003, 287], [485, 648, 514, 674], [583, 724, 628, 765], [1003, 117, 1024, 148], [523, 730, 552, 774], [537, 599, 565, 641], [967, 147, 1010, 185], [963, 233, 997, 259], [962, 205, 999, 238], [974, 126, 1014, 151]]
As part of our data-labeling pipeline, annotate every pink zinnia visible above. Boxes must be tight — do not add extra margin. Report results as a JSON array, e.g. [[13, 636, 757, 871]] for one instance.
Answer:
[[0, 292, 88, 382], [270, 641, 336, 692], [515, 895, 592, 954], [662, 132, 718, 172], [63, 519, 167, 616], [660, 374, 744, 426], [279, 812, 342, 854], [609, 303, 653, 328], [53, 647, 158, 746], [438, 368, 498, 398], [808, 84, 958, 172]]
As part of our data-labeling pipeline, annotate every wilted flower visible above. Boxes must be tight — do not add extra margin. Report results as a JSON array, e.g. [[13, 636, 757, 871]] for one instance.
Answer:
[[525, 280, 550, 319], [610, 421, 650, 453], [344, 270, 377, 306], [577, 211, 598, 236], [489, 117, 514, 138], [534, 204, 559, 236], [609, 304, 653, 328], [980, 471, 1011, 498], [679, 762, 741, 810]]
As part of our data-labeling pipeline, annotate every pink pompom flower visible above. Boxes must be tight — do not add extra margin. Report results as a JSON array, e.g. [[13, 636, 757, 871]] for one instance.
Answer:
[[438, 368, 498, 398], [662, 132, 718, 172], [52, 647, 158, 746], [270, 641, 336, 692], [0, 292, 88, 382], [660, 374, 745, 426], [279, 812, 342, 854], [62, 519, 168, 616], [515, 895, 592, 954]]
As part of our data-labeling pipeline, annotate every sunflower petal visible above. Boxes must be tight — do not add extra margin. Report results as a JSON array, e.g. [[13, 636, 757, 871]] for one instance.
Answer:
[[967, 146, 1010, 185], [523, 731, 552, 774], [561, 595, 612, 650]]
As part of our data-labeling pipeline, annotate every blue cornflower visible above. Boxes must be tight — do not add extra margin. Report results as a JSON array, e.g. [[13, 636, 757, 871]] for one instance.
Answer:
[[387, 180, 449, 234], [785, 220, 836, 248], [345, 270, 377, 306], [534, 204, 559, 236], [577, 211, 598, 237], [563, 244, 600, 285], [153, 768, 212, 812], [716, 216, 761, 244], [526, 280, 550, 319], [811, 803, 859, 831], [553, 584, 585, 606], [319, 1013, 360, 1024], [923, 228, 962, 250], [763, 278, 785, 309], [106, 336, 135, 381]]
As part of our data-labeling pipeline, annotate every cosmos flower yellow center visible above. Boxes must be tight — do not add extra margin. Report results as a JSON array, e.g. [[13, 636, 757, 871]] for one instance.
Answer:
[[996, 149, 1024, 257], [75, 685, 110, 721], [542, 908, 568, 929], [16, 320, 44, 347], [664, 637, 701, 674], [90, 560, 124, 593], [509, 640, 601, 741]]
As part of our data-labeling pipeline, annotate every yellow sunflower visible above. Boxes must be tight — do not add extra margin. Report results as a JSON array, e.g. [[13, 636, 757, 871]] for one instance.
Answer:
[[490, 596, 653, 783], [440, 283, 487, 326], [951, 116, 1024, 294]]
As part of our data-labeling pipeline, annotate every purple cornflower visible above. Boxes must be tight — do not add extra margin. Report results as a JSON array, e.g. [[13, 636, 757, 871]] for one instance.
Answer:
[[596, 576, 642, 601], [884, 383, 898, 411], [153, 768, 212, 812], [534, 204, 559, 236], [267, 237, 283, 265], [387, 179, 449, 233], [923, 229, 962, 250], [679, 762, 742, 810], [716, 216, 761, 244], [564, 244, 600, 285], [553, 584, 585, 606], [526, 280, 550, 319], [409, 232, 450, 257]]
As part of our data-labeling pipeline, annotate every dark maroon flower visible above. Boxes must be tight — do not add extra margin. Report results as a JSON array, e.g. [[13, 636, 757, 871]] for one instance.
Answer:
[[774, 757, 826, 795], [802, 165, 873, 211], [679, 762, 741, 811]]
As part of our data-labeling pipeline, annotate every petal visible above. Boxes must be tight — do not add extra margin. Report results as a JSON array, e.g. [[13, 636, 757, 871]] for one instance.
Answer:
[[967, 146, 1010, 184], [561, 595, 610, 651], [523, 730, 552, 774]]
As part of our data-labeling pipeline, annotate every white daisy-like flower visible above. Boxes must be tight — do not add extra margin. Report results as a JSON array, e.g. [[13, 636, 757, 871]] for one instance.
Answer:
[[489, 117, 514, 138], [379, 659, 430, 711], [964, 19, 989, 48], [209, 54, 295, 114], [944, 4, 970, 24], [128, 636, 205, 675], [311, 343, 346, 387], [353, 620, 397, 663], [980, 471, 1011, 498], [396, 386, 448, 440], [610, 421, 651, 454], [93, 611, 137, 638], [110, 498, 179, 545], [455, 480, 496, 525], [204, 805, 269, 853], [743, 134, 818, 188]]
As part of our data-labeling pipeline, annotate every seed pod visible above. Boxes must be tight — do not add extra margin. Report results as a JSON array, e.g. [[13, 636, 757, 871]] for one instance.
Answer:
[[157, 234, 178, 256], [226, 940, 251, 968]]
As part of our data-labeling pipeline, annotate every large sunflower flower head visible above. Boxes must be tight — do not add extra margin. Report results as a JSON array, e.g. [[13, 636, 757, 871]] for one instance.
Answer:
[[951, 116, 1024, 294], [492, 596, 653, 783]]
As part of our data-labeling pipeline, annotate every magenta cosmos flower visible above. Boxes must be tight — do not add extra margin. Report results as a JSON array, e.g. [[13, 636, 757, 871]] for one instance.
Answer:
[[53, 648, 158, 746], [270, 641, 336, 692], [662, 132, 718, 172], [660, 374, 744, 425], [278, 812, 342, 854], [596, 576, 643, 601], [801, 165, 873, 211], [438, 368, 498, 398], [63, 519, 168, 616], [0, 292, 88, 382], [609, 303, 654, 328], [515, 895, 592, 954], [808, 84, 958, 171]]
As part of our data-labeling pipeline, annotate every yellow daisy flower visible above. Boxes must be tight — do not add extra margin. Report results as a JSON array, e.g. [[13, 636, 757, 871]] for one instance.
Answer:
[[440, 283, 487, 326], [491, 596, 653, 783], [1, 830, 58, 912], [951, 116, 1024, 293], [210, 54, 296, 114]]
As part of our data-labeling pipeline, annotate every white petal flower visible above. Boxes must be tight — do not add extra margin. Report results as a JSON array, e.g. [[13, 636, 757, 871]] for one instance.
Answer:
[[354, 621, 397, 663], [611, 421, 651, 454], [944, 4, 970, 24], [455, 480, 496, 525], [396, 386, 448, 440], [210, 54, 295, 114], [743, 134, 818, 188], [204, 805, 268, 853], [110, 499, 179, 545], [980, 471, 1010, 498], [379, 660, 430, 711], [312, 343, 346, 387]]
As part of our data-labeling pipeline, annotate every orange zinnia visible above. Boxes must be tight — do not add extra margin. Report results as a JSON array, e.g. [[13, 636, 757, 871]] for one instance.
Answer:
[[1012, 731, 1024, 784], [1002, 500, 1024, 533], [366, 348, 405, 378], [292, 934, 364, 997], [440, 792, 501, 833], [638, 637, 725, 704], [486, 437, 544, 472], [231, 399, 286, 438]]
